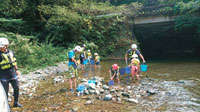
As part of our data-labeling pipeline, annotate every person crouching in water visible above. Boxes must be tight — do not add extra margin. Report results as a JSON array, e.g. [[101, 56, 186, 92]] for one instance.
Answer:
[[129, 54, 140, 80], [68, 46, 81, 92], [109, 64, 120, 84], [94, 53, 100, 68]]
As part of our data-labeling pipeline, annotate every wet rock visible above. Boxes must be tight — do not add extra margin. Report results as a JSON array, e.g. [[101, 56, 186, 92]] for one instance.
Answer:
[[104, 94, 112, 101], [81, 79, 88, 82], [85, 100, 93, 105], [88, 83, 96, 90], [59, 88, 67, 92], [89, 89, 95, 94], [96, 95, 102, 100], [116, 97, 121, 102], [53, 76, 64, 84], [127, 98, 138, 104], [84, 90, 89, 95], [122, 92, 130, 98], [178, 80, 185, 84], [127, 86, 132, 90], [72, 107, 79, 112], [147, 89, 156, 95], [95, 89, 100, 95], [99, 88, 104, 93], [103, 85, 109, 90], [110, 88, 115, 93]]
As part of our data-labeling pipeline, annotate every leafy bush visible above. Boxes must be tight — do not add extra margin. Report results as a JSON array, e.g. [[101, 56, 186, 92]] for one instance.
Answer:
[[0, 32, 66, 73]]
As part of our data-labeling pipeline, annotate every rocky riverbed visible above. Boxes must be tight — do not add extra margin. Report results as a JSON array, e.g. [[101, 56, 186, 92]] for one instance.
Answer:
[[10, 61, 200, 112]]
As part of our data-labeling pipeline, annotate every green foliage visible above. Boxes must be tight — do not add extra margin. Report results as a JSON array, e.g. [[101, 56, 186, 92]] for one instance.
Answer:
[[0, 32, 66, 73], [0, 0, 28, 17], [0, 18, 32, 35], [174, 0, 200, 14]]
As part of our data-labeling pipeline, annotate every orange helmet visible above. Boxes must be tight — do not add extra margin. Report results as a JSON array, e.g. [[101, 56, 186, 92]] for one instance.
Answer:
[[112, 64, 118, 70]]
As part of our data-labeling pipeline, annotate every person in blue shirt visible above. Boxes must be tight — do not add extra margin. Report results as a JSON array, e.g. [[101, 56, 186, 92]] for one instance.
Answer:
[[68, 46, 81, 92]]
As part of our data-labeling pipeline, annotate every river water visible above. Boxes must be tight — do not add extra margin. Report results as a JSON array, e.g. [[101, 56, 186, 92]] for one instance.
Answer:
[[13, 59, 200, 112]]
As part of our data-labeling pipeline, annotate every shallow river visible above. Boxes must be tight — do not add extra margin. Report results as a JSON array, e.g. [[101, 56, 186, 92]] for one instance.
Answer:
[[13, 59, 200, 112]]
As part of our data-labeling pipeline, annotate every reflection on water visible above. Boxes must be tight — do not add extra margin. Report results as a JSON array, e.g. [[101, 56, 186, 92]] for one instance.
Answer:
[[13, 59, 200, 112], [79, 59, 200, 111]]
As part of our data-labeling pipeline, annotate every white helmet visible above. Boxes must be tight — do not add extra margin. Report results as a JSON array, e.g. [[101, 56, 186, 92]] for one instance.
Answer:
[[88, 49, 90, 52], [132, 54, 138, 58], [0, 37, 9, 47], [131, 44, 137, 49], [74, 46, 81, 52], [94, 53, 98, 56]]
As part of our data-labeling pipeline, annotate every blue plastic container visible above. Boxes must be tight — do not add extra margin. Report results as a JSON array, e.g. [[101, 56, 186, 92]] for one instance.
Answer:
[[125, 67, 131, 74], [83, 59, 88, 65], [140, 64, 148, 72], [119, 68, 125, 75], [90, 60, 95, 65], [76, 85, 86, 92], [88, 80, 96, 84], [108, 80, 114, 86]]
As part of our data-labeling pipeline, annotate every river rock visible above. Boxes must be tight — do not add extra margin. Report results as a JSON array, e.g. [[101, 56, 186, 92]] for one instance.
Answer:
[[104, 94, 112, 101], [88, 83, 96, 90], [53, 76, 64, 84], [147, 89, 157, 95], [89, 89, 95, 94], [85, 100, 93, 105], [81, 79, 88, 82], [95, 89, 100, 95], [103, 85, 109, 90], [122, 92, 130, 98], [127, 98, 138, 104], [84, 90, 89, 95], [59, 88, 67, 92], [99, 89, 104, 93]]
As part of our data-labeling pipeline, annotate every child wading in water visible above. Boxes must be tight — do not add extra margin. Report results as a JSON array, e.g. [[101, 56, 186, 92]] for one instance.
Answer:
[[94, 53, 100, 68], [109, 64, 120, 84], [129, 54, 140, 80]]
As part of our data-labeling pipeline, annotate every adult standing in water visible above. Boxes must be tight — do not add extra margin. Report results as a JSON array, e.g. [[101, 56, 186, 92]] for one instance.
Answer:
[[125, 44, 146, 65], [0, 37, 22, 107]]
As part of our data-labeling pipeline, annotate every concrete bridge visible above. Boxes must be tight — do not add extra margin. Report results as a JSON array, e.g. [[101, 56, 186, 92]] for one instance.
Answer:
[[133, 4, 176, 28]]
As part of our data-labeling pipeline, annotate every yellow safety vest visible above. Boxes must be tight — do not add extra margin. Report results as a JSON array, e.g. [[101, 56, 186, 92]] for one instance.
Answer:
[[131, 58, 140, 66], [95, 56, 100, 61], [0, 51, 17, 70], [128, 50, 135, 58], [87, 52, 92, 57]]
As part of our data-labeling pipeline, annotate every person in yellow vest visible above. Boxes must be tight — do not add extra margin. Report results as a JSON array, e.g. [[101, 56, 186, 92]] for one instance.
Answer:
[[129, 54, 140, 80], [94, 53, 100, 68], [0, 37, 22, 107], [87, 50, 92, 64], [125, 44, 145, 65], [79, 44, 86, 69]]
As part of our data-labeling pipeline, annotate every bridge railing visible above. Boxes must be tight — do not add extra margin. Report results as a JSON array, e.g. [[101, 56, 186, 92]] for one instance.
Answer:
[[137, 4, 174, 16]]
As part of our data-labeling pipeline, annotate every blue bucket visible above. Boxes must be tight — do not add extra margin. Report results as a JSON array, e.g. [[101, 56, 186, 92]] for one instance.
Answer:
[[108, 80, 114, 86], [88, 80, 96, 84], [125, 67, 131, 74], [119, 68, 125, 75], [83, 59, 88, 65], [76, 85, 86, 92], [140, 64, 148, 72], [90, 60, 95, 65]]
